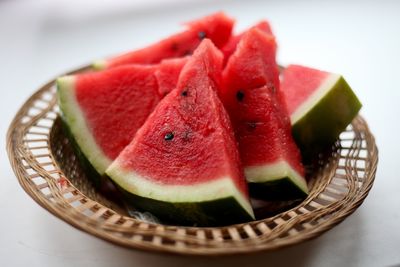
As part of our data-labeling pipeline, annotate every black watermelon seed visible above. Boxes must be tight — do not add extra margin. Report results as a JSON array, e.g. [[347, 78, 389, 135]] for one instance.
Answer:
[[171, 43, 179, 51], [198, 31, 207, 40], [164, 132, 174, 141], [267, 82, 276, 94], [247, 122, 257, 130], [181, 90, 188, 96], [236, 90, 245, 102]]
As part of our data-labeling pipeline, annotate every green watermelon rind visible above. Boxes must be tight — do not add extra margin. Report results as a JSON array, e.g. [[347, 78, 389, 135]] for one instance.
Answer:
[[56, 76, 112, 176], [291, 74, 362, 157], [117, 186, 254, 226], [106, 163, 255, 226], [249, 178, 308, 200], [245, 160, 308, 200], [58, 117, 103, 188]]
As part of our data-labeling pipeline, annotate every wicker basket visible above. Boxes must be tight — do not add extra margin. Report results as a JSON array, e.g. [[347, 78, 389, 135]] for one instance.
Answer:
[[6, 66, 378, 255]]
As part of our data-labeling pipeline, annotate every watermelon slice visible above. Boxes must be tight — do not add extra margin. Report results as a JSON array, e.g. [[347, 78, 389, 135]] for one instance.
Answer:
[[93, 12, 234, 69], [221, 21, 273, 65], [155, 57, 188, 96], [106, 40, 255, 226], [281, 65, 362, 157], [57, 65, 165, 179], [220, 28, 308, 200], [147, 20, 273, 96]]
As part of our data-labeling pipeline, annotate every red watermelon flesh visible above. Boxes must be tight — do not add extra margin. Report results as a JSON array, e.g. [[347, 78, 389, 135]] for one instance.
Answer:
[[221, 21, 273, 65], [229, 86, 304, 174], [112, 39, 244, 189], [57, 65, 163, 175], [75, 66, 162, 160], [106, 39, 254, 225], [221, 28, 308, 199], [222, 29, 280, 97], [281, 65, 330, 115], [155, 57, 188, 96], [95, 12, 234, 69]]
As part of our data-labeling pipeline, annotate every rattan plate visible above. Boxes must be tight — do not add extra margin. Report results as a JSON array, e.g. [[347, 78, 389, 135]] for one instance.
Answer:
[[7, 66, 378, 256]]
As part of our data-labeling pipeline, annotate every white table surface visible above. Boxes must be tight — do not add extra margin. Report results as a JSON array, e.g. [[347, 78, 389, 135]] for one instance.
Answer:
[[1, 0, 399, 266]]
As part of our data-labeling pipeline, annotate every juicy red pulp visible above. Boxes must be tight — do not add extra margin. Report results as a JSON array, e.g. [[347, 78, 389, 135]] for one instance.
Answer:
[[105, 12, 234, 68], [75, 66, 162, 160], [281, 65, 330, 115], [116, 39, 249, 196], [221, 28, 305, 176], [221, 21, 274, 65]]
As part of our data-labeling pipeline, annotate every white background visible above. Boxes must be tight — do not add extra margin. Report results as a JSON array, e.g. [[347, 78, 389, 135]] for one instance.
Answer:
[[1, 0, 400, 266]]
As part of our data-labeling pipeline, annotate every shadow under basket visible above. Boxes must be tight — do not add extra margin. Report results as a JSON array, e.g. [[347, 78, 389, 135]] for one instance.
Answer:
[[6, 66, 378, 256]]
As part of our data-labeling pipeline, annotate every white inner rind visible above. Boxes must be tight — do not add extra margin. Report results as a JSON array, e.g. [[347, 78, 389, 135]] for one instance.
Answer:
[[57, 76, 112, 175], [91, 60, 107, 70], [290, 73, 341, 125], [245, 160, 309, 194], [106, 162, 255, 219]]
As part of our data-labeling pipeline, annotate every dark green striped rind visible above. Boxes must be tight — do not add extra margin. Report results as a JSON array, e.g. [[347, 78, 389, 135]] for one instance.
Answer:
[[116, 185, 254, 226], [249, 177, 308, 201], [59, 118, 125, 204], [59, 117, 103, 188], [292, 76, 362, 160], [59, 118, 253, 226]]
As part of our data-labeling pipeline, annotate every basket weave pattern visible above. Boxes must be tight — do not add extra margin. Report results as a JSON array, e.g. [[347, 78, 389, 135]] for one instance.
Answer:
[[7, 68, 378, 255]]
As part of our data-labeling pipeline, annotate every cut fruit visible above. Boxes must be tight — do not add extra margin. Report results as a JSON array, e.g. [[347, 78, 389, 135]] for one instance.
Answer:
[[281, 65, 362, 157], [93, 12, 234, 69], [106, 39, 254, 226], [155, 57, 188, 96], [57, 65, 163, 178], [220, 28, 308, 200], [221, 20, 273, 65]]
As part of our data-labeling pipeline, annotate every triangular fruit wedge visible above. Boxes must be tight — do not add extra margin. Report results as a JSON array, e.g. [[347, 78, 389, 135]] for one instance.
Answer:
[[220, 28, 308, 200], [106, 40, 255, 226], [221, 20, 274, 65], [281, 65, 362, 158], [57, 58, 185, 181], [93, 12, 234, 69]]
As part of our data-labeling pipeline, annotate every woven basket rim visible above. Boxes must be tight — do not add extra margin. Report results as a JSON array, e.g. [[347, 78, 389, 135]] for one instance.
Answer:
[[6, 65, 378, 256]]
